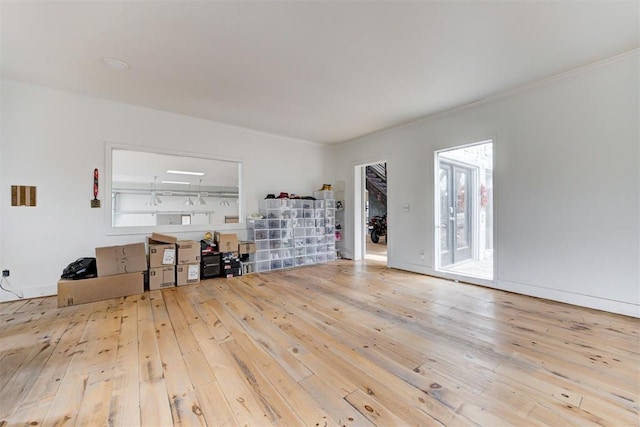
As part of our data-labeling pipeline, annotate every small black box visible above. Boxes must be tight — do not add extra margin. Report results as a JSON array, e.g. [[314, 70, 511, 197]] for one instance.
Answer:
[[225, 267, 242, 278], [222, 257, 241, 270]]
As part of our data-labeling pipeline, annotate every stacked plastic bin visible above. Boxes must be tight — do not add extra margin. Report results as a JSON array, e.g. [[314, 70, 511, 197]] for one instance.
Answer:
[[247, 195, 336, 272], [291, 198, 317, 266], [248, 199, 292, 272], [247, 217, 268, 272], [314, 191, 337, 263]]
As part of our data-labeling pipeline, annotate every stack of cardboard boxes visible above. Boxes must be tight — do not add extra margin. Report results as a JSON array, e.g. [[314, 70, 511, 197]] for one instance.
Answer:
[[57, 242, 147, 307], [56, 231, 254, 308], [214, 232, 241, 278], [176, 239, 201, 286], [148, 233, 177, 290], [148, 233, 201, 287]]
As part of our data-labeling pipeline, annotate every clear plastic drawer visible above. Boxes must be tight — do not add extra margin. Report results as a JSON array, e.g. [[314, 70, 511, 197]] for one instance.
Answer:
[[256, 260, 270, 272]]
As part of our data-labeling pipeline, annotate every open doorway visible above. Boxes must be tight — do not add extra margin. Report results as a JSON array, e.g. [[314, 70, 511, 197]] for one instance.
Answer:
[[435, 141, 493, 280], [364, 162, 387, 262]]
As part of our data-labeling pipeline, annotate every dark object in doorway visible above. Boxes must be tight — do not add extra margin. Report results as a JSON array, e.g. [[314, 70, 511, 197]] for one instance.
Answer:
[[369, 214, 387, 244]]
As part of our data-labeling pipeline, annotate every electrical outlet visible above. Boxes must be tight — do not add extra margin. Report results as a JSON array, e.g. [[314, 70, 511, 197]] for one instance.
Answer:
[[2, 269, 9, 277]]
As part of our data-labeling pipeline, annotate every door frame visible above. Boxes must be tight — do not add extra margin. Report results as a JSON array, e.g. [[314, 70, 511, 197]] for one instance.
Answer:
[[434, 139, 495, 281], [353, 160, 388, 262]]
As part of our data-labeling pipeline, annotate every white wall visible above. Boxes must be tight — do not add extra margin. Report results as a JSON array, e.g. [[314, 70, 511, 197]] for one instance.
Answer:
[[335, 51, 640, 317], [2, 53, 638, 317], [0, 82, 333, 301]]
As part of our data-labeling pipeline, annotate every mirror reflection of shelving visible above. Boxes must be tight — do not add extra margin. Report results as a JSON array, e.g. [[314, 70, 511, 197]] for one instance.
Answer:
[[111, 183, 238, 227]]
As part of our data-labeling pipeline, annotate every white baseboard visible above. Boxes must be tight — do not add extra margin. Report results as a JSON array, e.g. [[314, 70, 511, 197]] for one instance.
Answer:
[[389, 261, 639, 318], [489, 279, 639, 318]]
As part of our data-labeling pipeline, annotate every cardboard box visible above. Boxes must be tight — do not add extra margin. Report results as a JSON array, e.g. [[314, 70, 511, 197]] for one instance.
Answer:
[[176, 240, 200, 264], [214, 232, 239, 253], [238, 241, 256, 255], [148, 233, 177, 267], [149, 266, 176, 290], [57, 272, 144, 308], [95, 243, 147, 277], [176, 263, 200, 286], [149, 233, 177, 245], [149, 244, 176, 267]]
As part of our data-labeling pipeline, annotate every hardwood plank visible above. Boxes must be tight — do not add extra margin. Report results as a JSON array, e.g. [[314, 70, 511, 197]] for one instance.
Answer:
[[0, 299, 32, 324], [218, 338, 307, 426], [149, 291, 206, 426], [193, 381, 237, 427], [185, 289, 233, 343], [344, 388, 412, 426], [162, 289, 205, 358], [196, 335, 272, 426], [40, 300, 117, 426], [299, 374, 375, 427], [206, 298, 316, 425], [74, 374, 115, 426], [108, 295, 142, 426], [3, 303, 94, 425], [1, 260, 637, 426], [222, 278, 368, 396], [280, 320, 460, 426], [137, 292, 173, 426], [73, 301, 124, 426], [212, 280, 315, 381], [0, 309, 63, 394], [0, 312, 73, 416], [173, 287, 204, 325]]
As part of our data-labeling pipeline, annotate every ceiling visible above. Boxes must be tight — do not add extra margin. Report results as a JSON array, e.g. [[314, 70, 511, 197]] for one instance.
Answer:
[[1, 1, 638, 144]]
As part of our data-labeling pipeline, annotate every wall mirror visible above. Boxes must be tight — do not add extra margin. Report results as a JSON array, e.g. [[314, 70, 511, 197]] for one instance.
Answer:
[[106, 144, 242, 234]]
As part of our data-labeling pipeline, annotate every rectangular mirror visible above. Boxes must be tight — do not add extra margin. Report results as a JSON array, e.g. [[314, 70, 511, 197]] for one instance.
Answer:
[[106, 144, 242, 234]]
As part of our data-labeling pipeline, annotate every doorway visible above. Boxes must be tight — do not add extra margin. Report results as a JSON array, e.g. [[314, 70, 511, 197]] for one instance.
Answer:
[[353, 161, 388, 263], [365, 163, 387, 262], [435, 141, 493, 280]]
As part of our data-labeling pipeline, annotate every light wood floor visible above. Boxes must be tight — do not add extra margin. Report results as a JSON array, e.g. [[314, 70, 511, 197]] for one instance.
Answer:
[[365, 234, 387, 262], [1, 260, 638, 426]]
